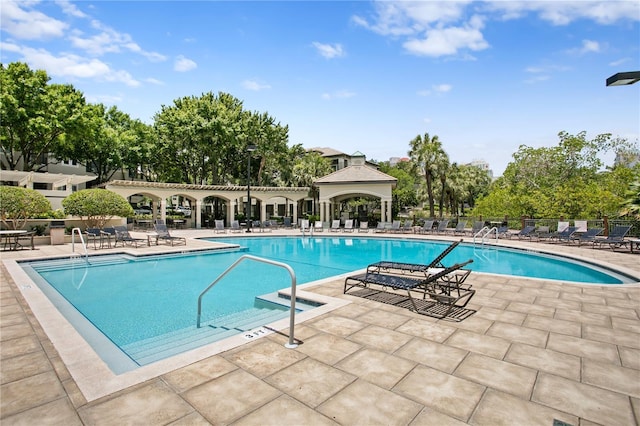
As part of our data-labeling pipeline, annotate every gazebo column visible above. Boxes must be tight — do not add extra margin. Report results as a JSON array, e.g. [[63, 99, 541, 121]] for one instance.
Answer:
[[228, 200, 237, 226], [195, 199, 203, 229], [380, 199, 386, 224], [292, 201, 298, 225], [160, 198, 167, 222], [260, 201, 267, 223]]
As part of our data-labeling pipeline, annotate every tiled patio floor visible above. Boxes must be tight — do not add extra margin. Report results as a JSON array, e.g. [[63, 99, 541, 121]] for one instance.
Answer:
[[1, 230, 639, 425]]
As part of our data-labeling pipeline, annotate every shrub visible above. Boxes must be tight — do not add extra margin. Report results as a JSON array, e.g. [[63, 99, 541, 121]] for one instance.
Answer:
[[62, 189, 134, 228], [0, 186, 51, 229]]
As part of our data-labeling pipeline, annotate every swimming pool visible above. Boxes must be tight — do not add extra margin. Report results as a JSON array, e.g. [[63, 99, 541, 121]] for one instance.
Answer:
[[19, 236, 635, 374]]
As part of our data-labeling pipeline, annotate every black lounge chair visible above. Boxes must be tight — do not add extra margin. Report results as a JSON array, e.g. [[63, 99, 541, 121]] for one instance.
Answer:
[[434, 220, 450, 234], [592, 225, 632, 250], [417, 220, 434, 234], [113, 226, 146, 248], [514, 225, 536, 240], [546, 226, 578, 243], [367, 239, 462, 276], [86, 227, 109, 249], [446, 220, 467, 235], [571, 228, 604, 246], [344, 259, 475, 319], [153, 224, 186, 246]]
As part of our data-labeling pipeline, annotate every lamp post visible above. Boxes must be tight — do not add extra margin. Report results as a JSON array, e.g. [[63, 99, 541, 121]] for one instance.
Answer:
[[606, 71, 640, 86], [246, 144, 257, 232]]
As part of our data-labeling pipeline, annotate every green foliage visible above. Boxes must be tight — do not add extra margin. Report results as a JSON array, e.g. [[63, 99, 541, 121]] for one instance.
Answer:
[[379, 163, 418, 217], [0, 186, 51, 229], [620, 178, 640, 219], [62, 189, 134, 228], [29, 224, 47, 236], [473, 132, 638, 219]]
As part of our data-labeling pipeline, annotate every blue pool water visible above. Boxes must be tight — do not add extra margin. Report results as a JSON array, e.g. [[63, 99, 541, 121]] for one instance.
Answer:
[[21, 236, 634, 370]]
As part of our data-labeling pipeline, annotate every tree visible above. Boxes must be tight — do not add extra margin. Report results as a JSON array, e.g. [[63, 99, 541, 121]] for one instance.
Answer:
[[62, 189, 134, 228], [408, 132, 448, 217], [379, 160, 419, 218], [0, 186, 51, 229], [292, 152, 332, 215], [0, 62, 88, 171]]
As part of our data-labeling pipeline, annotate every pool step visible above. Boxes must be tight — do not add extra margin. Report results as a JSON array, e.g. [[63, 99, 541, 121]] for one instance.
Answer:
[[122, 307, 289, 366]]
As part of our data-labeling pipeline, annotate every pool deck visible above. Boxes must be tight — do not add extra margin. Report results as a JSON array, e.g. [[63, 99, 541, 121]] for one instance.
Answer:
[[1, 229, 639, 425]]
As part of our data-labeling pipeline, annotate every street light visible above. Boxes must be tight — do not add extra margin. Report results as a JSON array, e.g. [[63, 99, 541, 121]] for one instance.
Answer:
[[246, 144, 257, 233], [606, 71, 640, 86]]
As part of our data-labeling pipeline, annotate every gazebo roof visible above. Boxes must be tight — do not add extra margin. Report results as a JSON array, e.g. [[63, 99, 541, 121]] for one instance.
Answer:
[[314, 164, 397, 186]]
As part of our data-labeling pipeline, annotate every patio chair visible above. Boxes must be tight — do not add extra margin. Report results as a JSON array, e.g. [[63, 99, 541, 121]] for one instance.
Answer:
[[329, 219, 341, 232], [300, 219, 310, 231], [468, 221, 484, 236], [513, 225, 537, 240], [547, 226, 578, 243], [313, 221, 324, 232], [343, 219, 355, 232], [389, 220, 402, 233], [358, 221, 369, 233], [571, 227, 604, 246], [261, 220, 273, 232], [230, 220, 242, 233], [446, 220, 467, 235], [214, 220, 226, 234], [434, 219, 450, 234], [574, 220, 588, 233], [592, 225, 632, 250], [401, 221, 414, 233], [344, 259, 475, 320], [367, 239, 463, 276], [374, 222, 387, 233], [153, 223, 186, 246], [85, 228, 108, 249], [113, 226, 146, 248], [417, 220, 434, 234], [283, 217, 293, 228]]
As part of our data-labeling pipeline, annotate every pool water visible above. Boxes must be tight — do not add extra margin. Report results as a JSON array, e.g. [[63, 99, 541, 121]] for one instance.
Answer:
[[21, 236, 633, 370]]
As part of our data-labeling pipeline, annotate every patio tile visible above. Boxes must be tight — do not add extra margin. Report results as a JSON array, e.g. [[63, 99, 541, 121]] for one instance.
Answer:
[[265, 357, 356, 408], [522, 314, 581, 336], [606, 297, 640, 310], [547, 333, 620, 364], [0, 323, 34, 342], [395, 318, 457, 342], [505, 343, 581, 381], [473, 306, 526, 325], [318, 379, 422, 425], [307, 315, 367, 337], [470, 389, 578, 426], [619, 347, 640, 370], [583, 324, 640, 349], [329, 303, 371, 319], [554, 310, 611, 327], [486, 322, 548, 347], [506, 301, 555, 317], [394, 338, 467, 374], [532, 372, 635, 426], [78, 380, 194, 425], [445, 329, 511, 359], [561, 291, 606, 305], [0, 312, 29, 327], [454, 353, 537, 399], [394, 365, 485, 422], [1, 350, 52, 384], [167, 411, 211, 425], [517, 287, 560, 299], [183, 370, 281, 424], [348, 324, 413, 353], [469, 294, 510, 310], [223, 339, 306, 378], [612, 316, 640, 333], [583, 302, 639, 320], [445, 316, 493, 334], [335, 348, 416, 389], [0, 371, 66, 418], [535, 296, 581, 311], [0, 397, 82, 426], [162, 355, 238, 392], [357, 308, 412, 329], [410, 407, 469, 425], [236, 395, 338, 426], [295, 333, 361, 365], [0, 335, 41, 360], [582, 358, 640, 398]]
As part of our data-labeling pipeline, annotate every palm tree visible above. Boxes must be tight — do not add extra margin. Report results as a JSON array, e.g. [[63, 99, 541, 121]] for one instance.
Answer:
[[409, 132, 448, 218], [292, 152, 332, 215]]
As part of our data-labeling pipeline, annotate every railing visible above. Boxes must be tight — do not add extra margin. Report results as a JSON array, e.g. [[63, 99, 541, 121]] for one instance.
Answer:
[[196, 254, 299, 349], [473, 226, 498, 245], [70, 227, 88, 262]]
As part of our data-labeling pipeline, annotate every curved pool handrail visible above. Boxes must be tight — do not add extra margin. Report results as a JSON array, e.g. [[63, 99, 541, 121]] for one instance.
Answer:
[[196, 254, 298, 348]]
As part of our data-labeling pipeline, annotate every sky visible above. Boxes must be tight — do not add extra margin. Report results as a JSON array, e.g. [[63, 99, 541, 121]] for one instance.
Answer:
[[1, 0, 639, 176]]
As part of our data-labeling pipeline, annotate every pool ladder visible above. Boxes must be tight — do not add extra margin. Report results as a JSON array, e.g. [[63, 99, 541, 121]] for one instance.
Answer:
[[70, 227, 89, 263], [196, 254, 299, 348], [473, 226, 498, 245]]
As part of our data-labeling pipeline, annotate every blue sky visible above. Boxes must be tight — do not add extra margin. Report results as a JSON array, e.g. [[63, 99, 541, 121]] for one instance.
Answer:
[[1, 1, 639, 176]]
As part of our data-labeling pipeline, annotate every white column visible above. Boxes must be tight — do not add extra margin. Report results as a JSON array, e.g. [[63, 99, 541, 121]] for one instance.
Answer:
[[260, 201, 266, 223], [380, 199, 386, 224], [195, 199, 202, 229], [292, 201, 298, 225], [228, 200, 237, 226], [160, 198, 167, 222]]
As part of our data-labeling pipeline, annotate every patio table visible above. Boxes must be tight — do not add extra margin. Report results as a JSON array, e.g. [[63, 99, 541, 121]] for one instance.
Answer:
[[0, 230, 31, 251]]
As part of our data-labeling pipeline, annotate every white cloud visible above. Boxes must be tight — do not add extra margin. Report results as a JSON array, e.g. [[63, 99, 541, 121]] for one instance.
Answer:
[[486, 1, 640, 25], [0, 1, 68, 40], [55, 0, 88, 19], [145, 78, 164, 85], [321, 90, 356, 100], [609, 57, 632, 67], [579, 39, 602, 54], [174, 55, 197, 72], [417, 84, 452, 96], [242, 80, 271, 91], [312, 42, 345, 59], [403, 16, 489, 57], [5, 44, 140, 86]]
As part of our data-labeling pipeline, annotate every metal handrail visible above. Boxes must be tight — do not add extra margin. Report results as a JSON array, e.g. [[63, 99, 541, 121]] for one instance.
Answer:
[[196, 254, 299, 348], [473, 226, 489, 244], [71, 227, 89, 262], [482, 226, 498, 244]]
